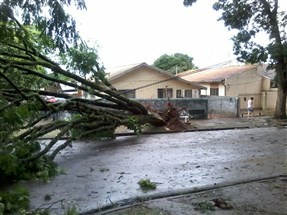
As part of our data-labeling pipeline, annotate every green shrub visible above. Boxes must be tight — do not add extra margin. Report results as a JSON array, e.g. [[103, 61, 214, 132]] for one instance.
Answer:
[[0, 185, 30, 214], [0, 140, 58, 184], [65, 206, 78, 215], [194, 200, 215, 213], [127, 117, 143, 135], [138, 179, 157, 192]]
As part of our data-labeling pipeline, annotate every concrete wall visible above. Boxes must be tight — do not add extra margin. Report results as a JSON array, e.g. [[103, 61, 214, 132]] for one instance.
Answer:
[[238, 94, 262, 110], [135, 98, 208, 119], [135, 96, 239, 119], [261, 77, 280, 111], [226, 68, 262, 110], [226, 68, 262, 97], [262, 91, 277, 110], [218, 85, 225, 96], [207, 96, 239, 118], [262, 77, 271, 91]]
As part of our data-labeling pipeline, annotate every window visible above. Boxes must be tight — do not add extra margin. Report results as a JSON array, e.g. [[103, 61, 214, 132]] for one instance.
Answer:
[[167, 89, 173, 98], [118, 89, 136, 98], [210, 88, 219, 96], [158, 89, 165, 98], [185, 90, 193, 98], [176, 90, 182, 98], [158, 88, 173, 98], [210, 84, 219, 96]]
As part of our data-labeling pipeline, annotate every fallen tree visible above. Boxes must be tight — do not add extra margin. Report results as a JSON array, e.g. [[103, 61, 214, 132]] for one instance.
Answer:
[[0, 24, 166, 158], [0, 0, 169, 189]]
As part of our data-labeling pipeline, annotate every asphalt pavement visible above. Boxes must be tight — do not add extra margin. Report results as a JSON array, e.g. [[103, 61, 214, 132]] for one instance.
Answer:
[[23, 116, 287, 215]]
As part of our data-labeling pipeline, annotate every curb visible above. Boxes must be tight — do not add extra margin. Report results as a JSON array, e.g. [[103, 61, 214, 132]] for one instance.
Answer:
[[37, 126, 252, 140], [115, 126, 251, 137]]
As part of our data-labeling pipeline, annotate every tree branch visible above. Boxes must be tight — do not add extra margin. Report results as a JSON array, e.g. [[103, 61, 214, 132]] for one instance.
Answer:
[[49, 138, 73, 160], [22, 124, 73, 163], [0, 67, 28, 100]]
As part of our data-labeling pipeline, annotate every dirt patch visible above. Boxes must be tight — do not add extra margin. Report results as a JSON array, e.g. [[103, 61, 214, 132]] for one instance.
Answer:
[[162, 177, 287, 215]]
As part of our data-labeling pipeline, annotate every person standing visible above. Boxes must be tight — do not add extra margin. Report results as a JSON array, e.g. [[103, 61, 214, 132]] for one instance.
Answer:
[[247, 97, 254, 119]]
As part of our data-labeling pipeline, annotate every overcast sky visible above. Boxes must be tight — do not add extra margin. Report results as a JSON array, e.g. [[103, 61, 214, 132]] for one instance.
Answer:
[[73, 0, 287, 69]]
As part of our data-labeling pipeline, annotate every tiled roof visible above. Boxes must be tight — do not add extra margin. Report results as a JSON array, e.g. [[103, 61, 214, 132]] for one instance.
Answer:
[[178, 65, 257, 83]]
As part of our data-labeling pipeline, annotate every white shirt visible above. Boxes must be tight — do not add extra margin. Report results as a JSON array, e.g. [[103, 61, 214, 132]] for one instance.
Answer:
[[247, 99, 253, 108]]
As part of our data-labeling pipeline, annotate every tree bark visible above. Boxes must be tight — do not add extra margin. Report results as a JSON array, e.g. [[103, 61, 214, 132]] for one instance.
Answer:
[[274, 61, 287, 119]]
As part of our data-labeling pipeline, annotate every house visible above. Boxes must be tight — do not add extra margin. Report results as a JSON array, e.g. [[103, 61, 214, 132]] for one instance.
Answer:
[[178, 64, 278, 111], [106, 62, 206, 99]]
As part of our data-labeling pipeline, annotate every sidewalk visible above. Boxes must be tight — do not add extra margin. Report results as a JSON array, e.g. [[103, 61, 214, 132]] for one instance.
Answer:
[[189, 115, 273, 130], [116, 115, 286, 136], [89, 175, 287, 215]]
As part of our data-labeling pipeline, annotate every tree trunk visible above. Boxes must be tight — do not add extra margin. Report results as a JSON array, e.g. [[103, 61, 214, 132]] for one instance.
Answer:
[[273, 61, 287, 119], [274, 85, 287, 119]]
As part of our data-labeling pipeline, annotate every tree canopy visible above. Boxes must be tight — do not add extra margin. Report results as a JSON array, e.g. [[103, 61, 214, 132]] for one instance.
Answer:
[[153, 53, 197, 74], [184, 0, 287, 118], [0, 0, 166, 201]]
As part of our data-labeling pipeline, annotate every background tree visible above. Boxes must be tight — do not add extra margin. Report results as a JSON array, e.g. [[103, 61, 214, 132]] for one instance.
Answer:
[[153, 53, 197, 74], [183, 0, 287, 119]]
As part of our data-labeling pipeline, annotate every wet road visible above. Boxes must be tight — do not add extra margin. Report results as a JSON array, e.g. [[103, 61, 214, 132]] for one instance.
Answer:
[[25, 127, 287, 214]]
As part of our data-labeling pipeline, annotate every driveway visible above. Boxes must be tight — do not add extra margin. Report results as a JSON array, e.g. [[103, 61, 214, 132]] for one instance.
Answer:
[[24, 126, 287, 214]]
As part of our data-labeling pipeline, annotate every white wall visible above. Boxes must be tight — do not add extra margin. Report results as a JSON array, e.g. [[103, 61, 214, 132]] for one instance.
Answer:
[[200, 83, 225, 96]]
